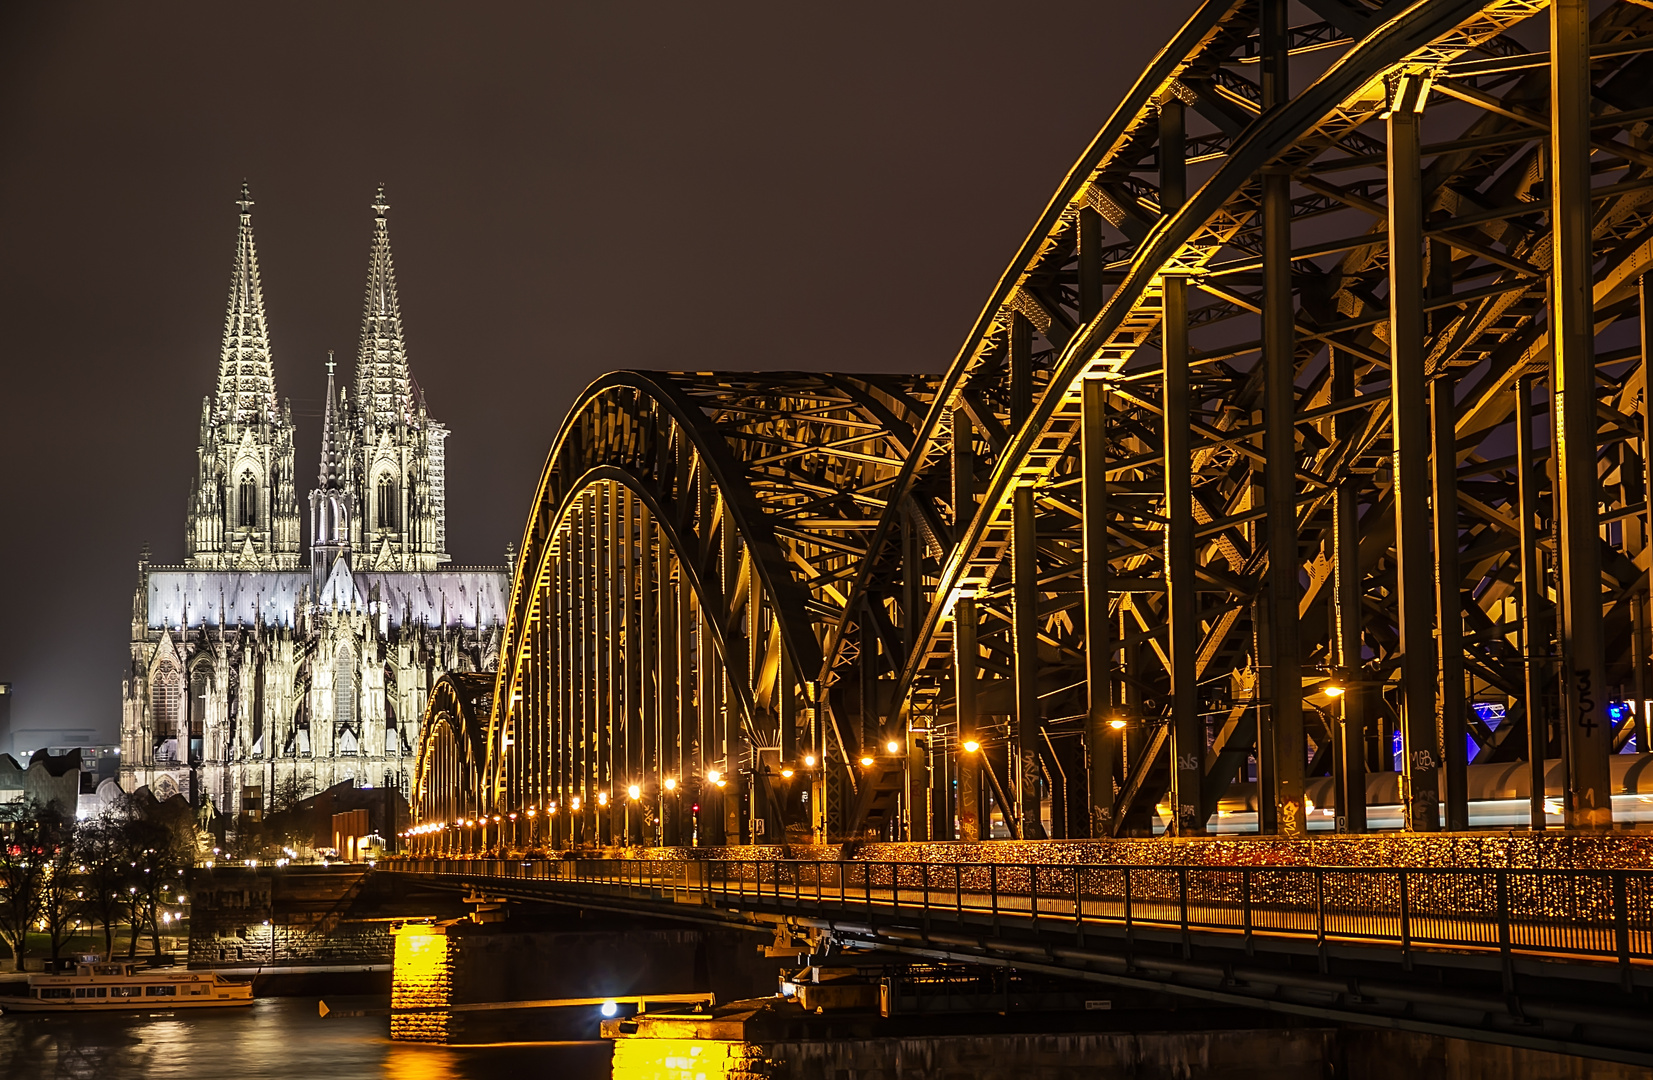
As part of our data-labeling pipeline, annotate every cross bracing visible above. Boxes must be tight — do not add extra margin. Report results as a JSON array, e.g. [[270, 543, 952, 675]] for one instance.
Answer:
[[414, 0, 1653, 852]]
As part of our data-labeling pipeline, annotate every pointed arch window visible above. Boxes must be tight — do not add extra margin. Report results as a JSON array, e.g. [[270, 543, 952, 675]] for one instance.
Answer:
[[376, 475, 397, 529], [238, 473, 258, 528], [151, 658, 183, 759]]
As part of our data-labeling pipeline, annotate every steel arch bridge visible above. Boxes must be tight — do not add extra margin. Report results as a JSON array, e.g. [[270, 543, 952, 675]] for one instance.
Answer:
[[412, 0, 1653, 854]]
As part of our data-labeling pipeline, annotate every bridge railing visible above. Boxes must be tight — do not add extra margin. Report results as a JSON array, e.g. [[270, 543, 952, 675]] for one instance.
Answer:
[[390, 857, 1653, 973]]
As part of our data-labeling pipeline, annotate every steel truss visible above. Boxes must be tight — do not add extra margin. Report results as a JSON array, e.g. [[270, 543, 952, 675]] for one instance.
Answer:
[[415, 0, 1653, 852]]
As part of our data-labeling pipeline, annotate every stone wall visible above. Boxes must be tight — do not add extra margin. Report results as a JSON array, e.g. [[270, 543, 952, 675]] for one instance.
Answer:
[[188, 866, 391, 967]]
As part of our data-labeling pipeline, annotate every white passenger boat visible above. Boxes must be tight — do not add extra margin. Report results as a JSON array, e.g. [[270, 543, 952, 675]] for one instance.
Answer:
[[0, 958, 254, 1012]]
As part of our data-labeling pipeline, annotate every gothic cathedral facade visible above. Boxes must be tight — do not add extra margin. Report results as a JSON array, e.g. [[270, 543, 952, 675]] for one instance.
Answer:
[[120, 185, 509, 817]]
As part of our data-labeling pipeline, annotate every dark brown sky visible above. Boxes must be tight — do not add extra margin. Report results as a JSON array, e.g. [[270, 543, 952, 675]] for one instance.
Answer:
[[0, 2, 1184, 740]]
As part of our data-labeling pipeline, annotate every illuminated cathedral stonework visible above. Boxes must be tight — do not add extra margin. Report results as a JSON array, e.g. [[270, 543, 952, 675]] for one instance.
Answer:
[[120, 185, 509, 814]]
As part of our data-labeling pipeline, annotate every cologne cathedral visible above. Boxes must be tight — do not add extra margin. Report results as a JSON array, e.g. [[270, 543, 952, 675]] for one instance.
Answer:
[[119, 184, 509, 816]]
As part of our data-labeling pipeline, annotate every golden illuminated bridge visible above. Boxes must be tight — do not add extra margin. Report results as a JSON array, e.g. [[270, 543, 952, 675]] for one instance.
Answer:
[[392, 0, 1653, 1062]]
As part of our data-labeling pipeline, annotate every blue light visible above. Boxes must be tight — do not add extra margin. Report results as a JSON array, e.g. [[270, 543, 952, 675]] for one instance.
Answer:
[[1607, 701, 1631, 722]]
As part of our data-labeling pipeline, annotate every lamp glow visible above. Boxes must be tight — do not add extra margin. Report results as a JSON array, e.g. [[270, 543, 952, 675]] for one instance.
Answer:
[[570, 797, 581, 810], [664, 777, 677, 791], [706, 769, 721, 783], [885, 740, 901, 754], [597, 791, 608, 807], [600, 1000, 619, 1018], [627, 784, 641, 800], [961, 739, 980, 753], [780, 768, 794, 779], [1108, 719, 1128, 730], [803, 754, 817, 768], [859, 755, 874, 767], [1324, 683, 1346, 698]]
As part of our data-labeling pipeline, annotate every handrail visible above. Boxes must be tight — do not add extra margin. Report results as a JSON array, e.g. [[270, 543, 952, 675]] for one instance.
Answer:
[[383, 857, 1653, 978]]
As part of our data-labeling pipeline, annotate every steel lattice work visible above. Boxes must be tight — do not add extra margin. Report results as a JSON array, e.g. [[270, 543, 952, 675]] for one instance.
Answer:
[[413, 0, 1653, 854]]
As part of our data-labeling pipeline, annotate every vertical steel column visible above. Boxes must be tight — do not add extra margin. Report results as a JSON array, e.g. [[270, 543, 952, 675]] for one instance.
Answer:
[[1012, 484, 1044, 839], [640, 506, 658, 843], [557, 548, 569, 848], [1081, 378, 1113, 838], [781, 649, 798, 766], [1331, 348, 1366, 833], [1433, 371, 1469, 830], [1642, 274, 1653, 754], [1160, 96, 1202, 836], [1550, 0, 1612, 829], [680, 562, 697, 844], [1388, 81, 1440, 832], [603, 485, 618, 845], [907, 724, 930, 842], [1259, 0, 1304, 837], [623, 490, 644, 844], [1163, 274, 1202, 835], [955, 595, 981, 842], [1517, 375, 1549, 828], [660, 546, 682, 846]]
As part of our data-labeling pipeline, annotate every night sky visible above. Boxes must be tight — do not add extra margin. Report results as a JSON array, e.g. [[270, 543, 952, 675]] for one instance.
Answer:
[[0, 3, 1183, 740]]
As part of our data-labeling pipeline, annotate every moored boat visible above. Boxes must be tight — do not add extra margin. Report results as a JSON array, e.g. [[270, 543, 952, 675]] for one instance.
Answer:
[[0, 958, 254, 1012]]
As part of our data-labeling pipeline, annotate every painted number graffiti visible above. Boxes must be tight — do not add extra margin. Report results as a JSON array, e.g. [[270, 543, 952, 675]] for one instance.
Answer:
[[1574, 668, 1597, 734]]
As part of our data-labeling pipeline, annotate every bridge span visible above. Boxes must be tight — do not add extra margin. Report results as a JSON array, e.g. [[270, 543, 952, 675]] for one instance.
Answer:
[[393, 0, 1653, 1063], [412, 0, 1653, 850], [383, 850, 1653, 1064]]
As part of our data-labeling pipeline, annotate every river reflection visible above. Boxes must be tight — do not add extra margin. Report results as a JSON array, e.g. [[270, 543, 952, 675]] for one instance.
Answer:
[[0, 996, 611, 1080]]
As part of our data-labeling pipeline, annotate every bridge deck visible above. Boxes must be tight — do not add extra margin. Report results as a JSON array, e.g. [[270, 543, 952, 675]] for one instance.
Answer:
[[391, 857, 1653, 974]]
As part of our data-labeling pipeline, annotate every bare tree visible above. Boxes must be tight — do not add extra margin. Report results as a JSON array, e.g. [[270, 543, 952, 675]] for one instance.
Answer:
[[76, 814, 130, 957], [40, 827, 81, 964], [120, 814, 194, 957], [0, 800, 63, 971]]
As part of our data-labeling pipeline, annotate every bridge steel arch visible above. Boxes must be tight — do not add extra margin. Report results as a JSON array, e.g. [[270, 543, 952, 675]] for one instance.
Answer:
[[410, 372, 934, 854], [820, 0, 1653, 845], [410, 672, 494, 855], [415, 0, 1653, 851]]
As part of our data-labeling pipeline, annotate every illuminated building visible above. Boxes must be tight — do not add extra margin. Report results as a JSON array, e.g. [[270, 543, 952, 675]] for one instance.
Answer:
[[120, 185, 508, 814]]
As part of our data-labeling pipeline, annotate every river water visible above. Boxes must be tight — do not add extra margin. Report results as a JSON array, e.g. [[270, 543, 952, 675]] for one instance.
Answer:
[[0, 996, 612, 1080]]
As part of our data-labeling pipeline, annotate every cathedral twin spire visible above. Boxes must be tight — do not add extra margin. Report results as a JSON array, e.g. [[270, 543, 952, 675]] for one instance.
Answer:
[[356, 185, 417, 429], [188, 183, 448, 574], [214, 182, 281, 427]]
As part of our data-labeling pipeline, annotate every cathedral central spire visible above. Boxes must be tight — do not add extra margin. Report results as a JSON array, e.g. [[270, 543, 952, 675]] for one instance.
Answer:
[[318, 352, 343, 489], [354, 184, 413, 427], [215, 181, 280, 426]]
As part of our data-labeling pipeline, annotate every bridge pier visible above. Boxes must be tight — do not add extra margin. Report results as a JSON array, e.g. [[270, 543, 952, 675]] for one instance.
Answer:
[[387, 909, 778, 1044]]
